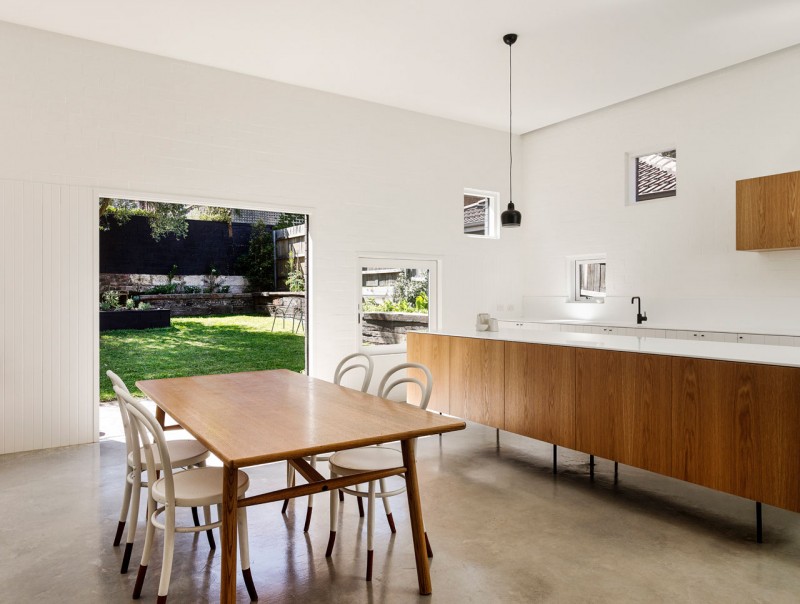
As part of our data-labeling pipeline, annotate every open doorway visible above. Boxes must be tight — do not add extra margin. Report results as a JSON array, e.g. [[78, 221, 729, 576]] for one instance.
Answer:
[[97, 197, 307, 440]]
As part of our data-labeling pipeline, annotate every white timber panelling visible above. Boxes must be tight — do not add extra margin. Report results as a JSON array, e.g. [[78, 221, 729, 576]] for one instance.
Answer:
[[1, 180, 97, 454], [0, 21, 521, 453]]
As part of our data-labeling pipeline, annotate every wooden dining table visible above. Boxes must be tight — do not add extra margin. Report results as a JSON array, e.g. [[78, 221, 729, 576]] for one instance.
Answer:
[[136, 369, 466, 603]]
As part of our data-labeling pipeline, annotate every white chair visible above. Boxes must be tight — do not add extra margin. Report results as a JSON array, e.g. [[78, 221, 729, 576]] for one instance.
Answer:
[[325, 362, 434, 581], [114, 386, 258, 603], [107, 370, 211, 575], [282, 353, 374, 531]]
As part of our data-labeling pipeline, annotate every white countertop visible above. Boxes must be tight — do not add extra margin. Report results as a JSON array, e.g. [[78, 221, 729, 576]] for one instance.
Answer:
[[513, 318, 800, 337], [427, 327, 800, 368]]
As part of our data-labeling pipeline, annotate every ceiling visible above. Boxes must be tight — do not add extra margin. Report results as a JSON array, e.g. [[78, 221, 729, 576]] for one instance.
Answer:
[[1, 1, 799, 133]]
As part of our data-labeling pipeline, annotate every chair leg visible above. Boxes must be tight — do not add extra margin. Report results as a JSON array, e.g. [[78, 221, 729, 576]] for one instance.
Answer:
[[203, 505, 216, 549], [191, 507, 200, 527], [379, 478, 396, 533], [238, 506, 259, 602], [114, 471, 133, 546], [132, 496, 156, 599], [304, 456, 316, 533], [357, 494, 365, 518], [366, 481, 376, 581], [156, 506, 176, 603], [326, 481, 339, 557], [122, 472, 142, 574]]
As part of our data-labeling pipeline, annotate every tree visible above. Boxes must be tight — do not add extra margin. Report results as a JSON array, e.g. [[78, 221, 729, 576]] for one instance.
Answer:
[[99, 199, 241, 240], [237, 220, 274, 292]]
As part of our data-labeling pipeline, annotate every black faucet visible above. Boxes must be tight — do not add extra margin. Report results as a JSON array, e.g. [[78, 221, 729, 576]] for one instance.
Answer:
[[631, 296, 647, 325]]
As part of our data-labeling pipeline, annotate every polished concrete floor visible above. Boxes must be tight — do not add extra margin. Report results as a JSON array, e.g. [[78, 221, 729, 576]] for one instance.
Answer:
[[2, 412, 800, 603]]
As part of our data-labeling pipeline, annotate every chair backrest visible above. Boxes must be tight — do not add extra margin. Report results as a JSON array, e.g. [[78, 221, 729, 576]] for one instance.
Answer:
[[107, 370, 137, 457], [334, 353, 374, 393], [113, 385, 176, 505], [377, 362, 433, 410]]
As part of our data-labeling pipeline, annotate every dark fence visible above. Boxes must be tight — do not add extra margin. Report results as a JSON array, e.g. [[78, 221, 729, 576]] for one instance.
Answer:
[[100, 216, 263, 275]]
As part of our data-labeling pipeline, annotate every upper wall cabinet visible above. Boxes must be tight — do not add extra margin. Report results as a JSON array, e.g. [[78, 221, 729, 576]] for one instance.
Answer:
[[736, 170, 800, 250]]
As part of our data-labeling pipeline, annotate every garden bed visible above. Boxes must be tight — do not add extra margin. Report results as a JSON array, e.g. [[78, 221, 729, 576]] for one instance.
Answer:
[[100, 309, 171, 332]]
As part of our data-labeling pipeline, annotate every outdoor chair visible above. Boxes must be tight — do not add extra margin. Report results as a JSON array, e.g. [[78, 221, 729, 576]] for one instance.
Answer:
[[325, 362, 434, 581], [115, 386, 257, 603], [107, 370, 212, 575]]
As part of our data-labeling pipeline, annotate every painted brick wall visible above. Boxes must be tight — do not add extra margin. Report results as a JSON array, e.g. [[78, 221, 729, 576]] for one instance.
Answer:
[[0, 21, 521, 453]]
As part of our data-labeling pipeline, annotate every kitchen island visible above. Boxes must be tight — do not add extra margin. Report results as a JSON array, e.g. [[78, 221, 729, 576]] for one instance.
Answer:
[[407, 329, 800, 515]]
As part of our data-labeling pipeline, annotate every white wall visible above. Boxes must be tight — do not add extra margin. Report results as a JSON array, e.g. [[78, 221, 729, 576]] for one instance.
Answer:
[[520, 44, 800, 332], [0, 21, 522, 454]]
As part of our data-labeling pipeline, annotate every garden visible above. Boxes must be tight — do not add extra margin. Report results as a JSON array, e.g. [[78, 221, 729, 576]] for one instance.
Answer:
[[99, 315, 305, 401]]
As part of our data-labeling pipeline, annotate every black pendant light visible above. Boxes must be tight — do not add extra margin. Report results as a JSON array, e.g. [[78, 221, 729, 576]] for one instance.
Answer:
[[500, 33, 522, 228]]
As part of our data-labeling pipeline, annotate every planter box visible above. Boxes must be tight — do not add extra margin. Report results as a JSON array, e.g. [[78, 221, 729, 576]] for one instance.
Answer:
[[100, 309, 171, 332]]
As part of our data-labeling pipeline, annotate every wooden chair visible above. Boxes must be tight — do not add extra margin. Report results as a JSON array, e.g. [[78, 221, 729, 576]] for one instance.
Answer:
[[107, 370, 211, 574], [282, 353, 374, 530], [325, 362, 433, 580], [114, 386, 258, 603]]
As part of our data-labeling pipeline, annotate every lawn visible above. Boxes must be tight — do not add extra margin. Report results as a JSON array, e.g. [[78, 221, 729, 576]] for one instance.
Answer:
[[100, 315, 305, 401]]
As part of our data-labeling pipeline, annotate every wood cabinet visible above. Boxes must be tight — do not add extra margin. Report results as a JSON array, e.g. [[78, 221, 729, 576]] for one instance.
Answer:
[[576, 350, 672, 475], [407, 332, 450, 413], [672, 358, 800, 511], [736, 169, 800, 250], [448, 337, 505, 429], [505, 342, 575, 448], [407, 332, 800, 513]]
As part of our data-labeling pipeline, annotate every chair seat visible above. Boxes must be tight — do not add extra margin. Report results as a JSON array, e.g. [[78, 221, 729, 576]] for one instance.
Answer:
[[128, 438, 209, 472], [329, 446, 402, 476], [152, 466, 249, 507]]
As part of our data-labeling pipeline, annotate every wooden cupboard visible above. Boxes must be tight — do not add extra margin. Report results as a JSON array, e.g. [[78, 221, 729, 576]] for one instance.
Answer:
[[576, 350, 672, 476], [407, 331, 450, 413], [736, 169, 800, 250], [407, 332, 800, 513], [505, 342, 575, 448]]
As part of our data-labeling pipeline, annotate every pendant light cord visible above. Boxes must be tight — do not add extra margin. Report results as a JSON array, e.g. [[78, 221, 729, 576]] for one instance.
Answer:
[[508, 39, 513, 203]]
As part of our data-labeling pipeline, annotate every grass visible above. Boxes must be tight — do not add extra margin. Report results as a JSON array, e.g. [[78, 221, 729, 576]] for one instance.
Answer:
[[99, 314, 305, 401]]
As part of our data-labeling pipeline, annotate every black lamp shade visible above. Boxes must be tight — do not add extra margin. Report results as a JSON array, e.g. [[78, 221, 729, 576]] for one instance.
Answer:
[[501, 201, 522, 227]]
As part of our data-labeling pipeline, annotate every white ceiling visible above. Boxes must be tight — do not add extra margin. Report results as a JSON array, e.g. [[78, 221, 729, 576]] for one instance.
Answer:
[[1, 1, 800, 133]]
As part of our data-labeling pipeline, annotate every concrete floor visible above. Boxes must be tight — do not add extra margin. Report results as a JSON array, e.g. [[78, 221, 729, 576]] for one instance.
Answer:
[[2, 413, 799, 603]]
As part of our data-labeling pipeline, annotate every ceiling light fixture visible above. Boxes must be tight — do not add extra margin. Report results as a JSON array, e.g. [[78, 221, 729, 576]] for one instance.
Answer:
[[500, 33, 522, 228]]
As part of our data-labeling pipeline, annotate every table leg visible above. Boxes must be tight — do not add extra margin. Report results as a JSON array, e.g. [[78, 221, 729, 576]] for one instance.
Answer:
[[155, 406, 166, 428], [401, 438, 432, 595], [221, 463, 239, 603]]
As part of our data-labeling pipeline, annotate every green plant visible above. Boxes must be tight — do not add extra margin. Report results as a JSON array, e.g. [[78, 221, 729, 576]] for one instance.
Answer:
[[274, 213, 305, 229], [237, 220, 274, 292], [138, 302, 152, 311], [415, 291, 428, 312], [142, 284, 178, 295], [285, 251, 305, 292], [101, 290, 121, 311], [183, 285, 202, 294], [218, 285, 230, 294], [167, 264, 178, 284], [393, 270, 428, 307], [125, 298, 136, 310]]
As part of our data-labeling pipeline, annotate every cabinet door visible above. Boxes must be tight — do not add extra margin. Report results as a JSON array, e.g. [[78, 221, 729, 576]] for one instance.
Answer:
[[406, 332, 450, 413], [576, 350, 672, 475], [505, 342, 576, 448], [449, 337, 505, 429]]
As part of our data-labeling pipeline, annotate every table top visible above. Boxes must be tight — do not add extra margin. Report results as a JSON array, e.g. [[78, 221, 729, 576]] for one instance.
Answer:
[[423, 328, 800, 368], [137, 369, 465, 467]]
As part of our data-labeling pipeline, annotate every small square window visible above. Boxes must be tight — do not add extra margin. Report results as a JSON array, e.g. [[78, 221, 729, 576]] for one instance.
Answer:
[[463, 189, 498, 238], [632, 149, 677, 203], [568, 255, 606, 303]]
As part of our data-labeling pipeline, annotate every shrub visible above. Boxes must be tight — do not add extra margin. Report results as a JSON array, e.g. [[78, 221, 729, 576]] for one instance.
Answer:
[[237, 220, 274, 292]]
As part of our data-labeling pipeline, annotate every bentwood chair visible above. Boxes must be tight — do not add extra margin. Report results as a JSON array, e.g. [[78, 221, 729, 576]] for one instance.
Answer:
[[325, 362, 433, 581], [282, 353, 374, 530], [114, 386, 258, 603], [107, 371, 211, 574]]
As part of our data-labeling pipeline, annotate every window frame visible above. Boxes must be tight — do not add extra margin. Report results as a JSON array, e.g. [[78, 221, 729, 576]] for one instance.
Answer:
[[567, 254, 607, 304], [627, 148, 677, 205], [357, 255, 440, 355], [463, 188, 499, 239]]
